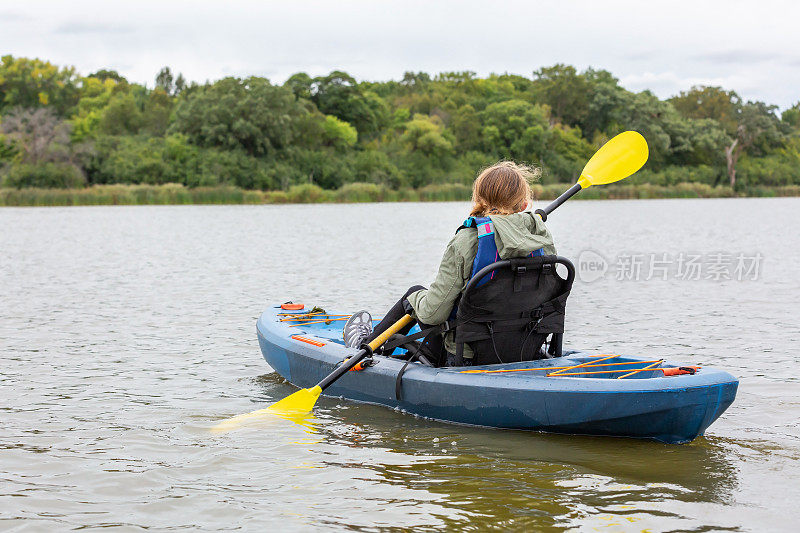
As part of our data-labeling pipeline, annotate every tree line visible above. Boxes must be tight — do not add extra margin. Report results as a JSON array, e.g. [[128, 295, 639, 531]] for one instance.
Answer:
[[1, 55, 799, 193]]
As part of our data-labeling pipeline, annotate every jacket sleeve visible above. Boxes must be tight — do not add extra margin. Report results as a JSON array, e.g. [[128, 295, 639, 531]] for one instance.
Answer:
[[405, 233, 470, 325]]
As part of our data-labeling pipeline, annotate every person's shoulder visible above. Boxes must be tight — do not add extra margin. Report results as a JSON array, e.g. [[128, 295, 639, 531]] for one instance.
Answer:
[[489, 211, 533, 221], [451, 224, 476, 244], [444, 224, 476, 258], [491, 211, 538, 229]]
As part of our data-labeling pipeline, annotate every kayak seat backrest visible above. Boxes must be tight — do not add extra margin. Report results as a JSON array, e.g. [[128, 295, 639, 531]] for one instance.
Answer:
[[454, 255, 574, 365]]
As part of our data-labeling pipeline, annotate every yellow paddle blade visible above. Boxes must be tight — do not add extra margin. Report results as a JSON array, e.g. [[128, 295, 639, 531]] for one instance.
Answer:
[[577, 131, 649, 189], [210, 385, 322, 433], [268, 385, 322, 413]]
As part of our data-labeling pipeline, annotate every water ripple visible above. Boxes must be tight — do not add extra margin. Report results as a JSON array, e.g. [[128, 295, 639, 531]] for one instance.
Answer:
[[1, 199, 799, 531]]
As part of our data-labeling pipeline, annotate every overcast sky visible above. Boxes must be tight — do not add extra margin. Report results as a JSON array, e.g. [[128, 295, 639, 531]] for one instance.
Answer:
[[2, 0, 798, 108]]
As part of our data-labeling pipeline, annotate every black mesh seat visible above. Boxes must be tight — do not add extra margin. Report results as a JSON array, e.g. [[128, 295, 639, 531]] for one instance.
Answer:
[[453, 255, 575, 365]]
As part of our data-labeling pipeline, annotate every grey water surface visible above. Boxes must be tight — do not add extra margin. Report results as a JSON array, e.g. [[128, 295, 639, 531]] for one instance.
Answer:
[[1, 198, 799, 531]]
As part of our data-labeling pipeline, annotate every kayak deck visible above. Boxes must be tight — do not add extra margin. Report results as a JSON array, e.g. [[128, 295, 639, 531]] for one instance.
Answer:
[[259, 306, 738, 443]]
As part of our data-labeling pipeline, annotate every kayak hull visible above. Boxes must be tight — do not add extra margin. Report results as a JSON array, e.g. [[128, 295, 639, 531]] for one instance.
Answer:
[[257, 306, 738, 444]]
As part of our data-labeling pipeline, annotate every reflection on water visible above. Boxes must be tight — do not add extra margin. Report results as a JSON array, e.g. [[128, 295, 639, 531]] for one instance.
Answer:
[[2, 199, 799, 531], [253, 378, 740, 530]]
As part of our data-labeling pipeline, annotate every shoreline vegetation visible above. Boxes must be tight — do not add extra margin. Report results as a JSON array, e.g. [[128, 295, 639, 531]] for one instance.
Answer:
[[3, 182, 799, 207], [2, 56, 800, 208]]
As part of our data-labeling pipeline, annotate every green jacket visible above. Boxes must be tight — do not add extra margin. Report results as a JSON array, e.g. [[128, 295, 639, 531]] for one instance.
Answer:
[[406, 212, 557, 360]]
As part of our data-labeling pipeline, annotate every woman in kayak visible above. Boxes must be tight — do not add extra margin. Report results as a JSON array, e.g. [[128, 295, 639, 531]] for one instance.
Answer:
[[343, 161, 556, 366]]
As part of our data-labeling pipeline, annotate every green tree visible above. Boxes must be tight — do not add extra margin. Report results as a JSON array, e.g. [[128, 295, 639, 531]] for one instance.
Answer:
[[670, 87, 786, 186], [480, 99, 550, 161], [542, 124, 595, 181], [155, 67, 185, 97], [582, 69, 625, 137], [170, 76, 311, 157], [288, 147, 354, 189], [88, 69, 127, 83], [670, 86, 740, 133], [725, 102, 785, 188], [321, 115, 357, 149], [399, 114, 454, 159], [599, 89, 727, 169], [532, 64, 590, 127], [668, 86, 768, 185], [155, 67, 175, 95], [174, 74, 186, 95], [284, 72, 313, 100], [0, 55, 80, 114], [70, 76, 119, 141], [311, 71, 388, 136], [154, 67, 186, 96], [782, 103, 800, 131], [352, 149, 404, 187], [98, 92, 144, 135], [400, 71, 431, 91], [143, 88, 173, 136], [451, 104, 482, 151], [436, 71, 477, 84], [676, 118, 730, 167]]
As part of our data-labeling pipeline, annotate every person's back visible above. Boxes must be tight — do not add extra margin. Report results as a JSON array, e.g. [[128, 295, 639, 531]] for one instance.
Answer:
[[408, 210, 556, 364], [343, 161, 557, 366]]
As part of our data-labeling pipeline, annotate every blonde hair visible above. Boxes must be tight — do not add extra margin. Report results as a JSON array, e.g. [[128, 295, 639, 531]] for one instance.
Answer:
[[469, 161, 540, 217]]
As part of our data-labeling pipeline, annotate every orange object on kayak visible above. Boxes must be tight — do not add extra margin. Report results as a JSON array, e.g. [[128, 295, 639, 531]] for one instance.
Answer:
[[290, 335, 326, 347], [349, 359, 375, 372], [662, 366, 701, 376], [281, 302, 304, 310]]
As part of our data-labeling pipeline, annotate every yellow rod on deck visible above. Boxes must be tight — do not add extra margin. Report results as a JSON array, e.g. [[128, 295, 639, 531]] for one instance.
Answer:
[[288, 318, 348, 327], [279, 313, 349, 322], [617, 360, 664, 379], [547, 354, 622, 376], [278, 312, 324, 321], [549, 364, 664, 377], [460, 359, 664, 374]]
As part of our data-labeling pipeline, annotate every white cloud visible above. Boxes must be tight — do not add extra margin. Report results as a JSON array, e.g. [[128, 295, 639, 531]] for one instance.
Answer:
[[620, 71, 752, 97], [53, 22, 135, 35]]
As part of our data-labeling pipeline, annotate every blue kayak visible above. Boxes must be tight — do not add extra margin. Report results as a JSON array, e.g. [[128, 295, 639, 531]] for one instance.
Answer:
[[257, 305, 738, 444]]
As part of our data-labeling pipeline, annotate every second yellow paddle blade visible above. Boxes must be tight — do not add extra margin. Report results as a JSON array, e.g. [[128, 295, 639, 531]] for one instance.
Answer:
[[211, 385, 322, 433], [578, 131, 649, 188]]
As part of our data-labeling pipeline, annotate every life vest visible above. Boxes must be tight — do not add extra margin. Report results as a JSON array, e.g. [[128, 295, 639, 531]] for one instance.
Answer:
[[462, 216, 544, 288], [447, 216, 545, 321]]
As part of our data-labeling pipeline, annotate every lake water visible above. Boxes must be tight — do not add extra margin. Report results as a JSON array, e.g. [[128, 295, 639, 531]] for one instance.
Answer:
[[1, 198, 799, 531]]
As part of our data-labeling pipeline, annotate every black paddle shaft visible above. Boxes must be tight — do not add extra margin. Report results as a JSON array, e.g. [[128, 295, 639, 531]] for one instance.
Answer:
[[534, 183, 582, 221], [317, 349, 370, 391]]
